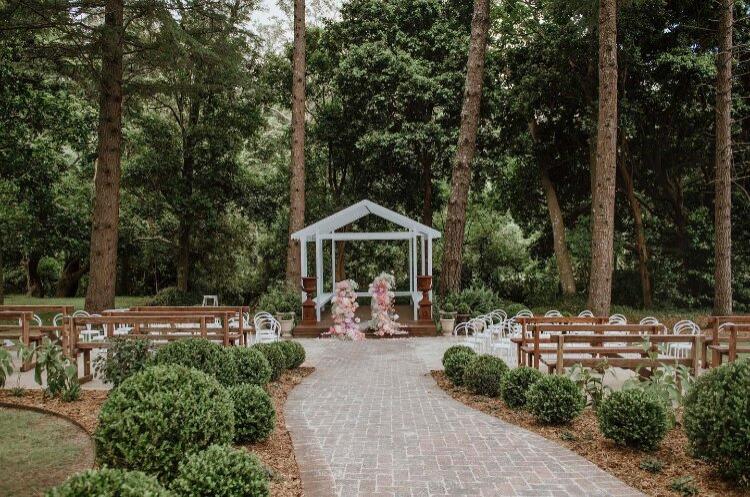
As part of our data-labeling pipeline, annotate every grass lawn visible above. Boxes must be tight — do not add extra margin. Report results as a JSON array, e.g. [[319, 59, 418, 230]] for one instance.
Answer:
[[0, 407, 94, 496], [3, 294, 150, 310]]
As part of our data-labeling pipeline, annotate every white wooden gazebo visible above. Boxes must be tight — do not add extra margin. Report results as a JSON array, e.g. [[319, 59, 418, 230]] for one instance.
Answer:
[[291, 200, 441, 321]]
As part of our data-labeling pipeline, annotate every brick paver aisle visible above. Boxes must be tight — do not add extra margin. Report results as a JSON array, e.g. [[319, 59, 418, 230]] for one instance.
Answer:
[[286, 340, 644, 497]]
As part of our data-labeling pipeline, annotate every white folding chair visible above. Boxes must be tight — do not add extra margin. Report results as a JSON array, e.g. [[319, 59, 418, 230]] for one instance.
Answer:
[[454, 321, 484, 352], [578, 310, 594, 318], [254, 312, 280, 343], [545, 309, 563, 318], [669, 320, 700, 358]]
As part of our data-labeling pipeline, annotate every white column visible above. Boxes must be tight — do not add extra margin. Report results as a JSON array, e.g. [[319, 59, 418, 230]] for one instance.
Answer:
[[315, 236, 323, 321], [427, 238, 433, 302], [420, 236, 426, 275], [331, 236, 336, 287], [300, 239, 308, 303], [408, 236, 413, 294]]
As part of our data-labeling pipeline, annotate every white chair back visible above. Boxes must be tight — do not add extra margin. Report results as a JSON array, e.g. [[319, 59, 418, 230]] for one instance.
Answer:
[[72, 310, 90, 318], [515, 309, 533, 318], [254, 312, 280, 343], [545, 309, 563, 318], [578, 310, 594, 318], [608, 313, 627, 325], [673, 320, 700, 335], [202, 295, 219, 306]]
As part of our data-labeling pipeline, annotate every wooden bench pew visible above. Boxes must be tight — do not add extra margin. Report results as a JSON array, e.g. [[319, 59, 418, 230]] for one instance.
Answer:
[[706, 323, 750, 366], [0, 305, 74, 341], [0, 311, 42, 371], [522, 323, 664, 369], [703, 316, 750, 367], [544, 333, 701, 374], [66, 314, 243, 383], [129, 306, 250, 345], [513, 316, 609, 366]]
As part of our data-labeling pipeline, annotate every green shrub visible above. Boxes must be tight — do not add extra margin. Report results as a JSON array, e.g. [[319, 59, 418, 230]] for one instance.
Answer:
[[257, 281, 301, 318], [94, 337, 152, 387], [152, 338, 237, 386], [277, 340, 306, 369], [639, 456, 664, 474], [462, 354, 508, 397], [33, 338, 80, 401], [443, 348, 476, 386], [443, 286, 501, 315], [228, 346, 272, 386], [442, 345, 475, 365], [170, 444, 269, 497], [500, 367, 543, 408], [684, 359, 750, 485], [669, 476, 699, 497], [252, 343, 286, 381], [229, 384, 276, 443], [94, 365, 234, 482], [597, 389, 669, 450], [526, 375, 585, 424], [46, 468, 173, 497], [147, 286, 201, 306]]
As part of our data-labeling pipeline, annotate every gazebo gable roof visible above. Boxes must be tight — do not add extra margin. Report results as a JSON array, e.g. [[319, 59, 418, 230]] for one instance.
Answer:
[[291, 200, 441, 241]]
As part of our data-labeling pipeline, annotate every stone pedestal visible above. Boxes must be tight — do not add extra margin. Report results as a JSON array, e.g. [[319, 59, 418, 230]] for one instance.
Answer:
[[416, 275, 432, 321], [302, 277, 317, 324]]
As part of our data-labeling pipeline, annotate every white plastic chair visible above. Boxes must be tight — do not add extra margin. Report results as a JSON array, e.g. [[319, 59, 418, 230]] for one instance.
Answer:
[[202, 295, 219, 306], [454, 321, 484, 352], [608, 314, 627, 325], [515, 309, 534, 319], [254, 312, 280, 343], [669, 320, 700, 358], [545, 309, 563, 318], [578, 310, 594, 318]]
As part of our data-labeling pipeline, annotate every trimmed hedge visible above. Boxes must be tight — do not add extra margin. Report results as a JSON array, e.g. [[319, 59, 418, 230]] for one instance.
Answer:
[[152, 338, 237, 386], [526, 375, 585, 424], [500, 367, 543, 409], [443, 348, 476, 386], [94, 365, 234, 483], [442, 345, 475, 364], [597, 389, 669, 450], [93, 337, 152, 388], [46, 468, 173, 497], [684, 359, 750, 485], [170, 444, 270, 497], [252, 343, 286, 381], [147, 287, 201, 307], [462, 354, 508, 397], [277, 340, 306, 369], [229, 384, 276, 443], [229, 347, 272, 386]]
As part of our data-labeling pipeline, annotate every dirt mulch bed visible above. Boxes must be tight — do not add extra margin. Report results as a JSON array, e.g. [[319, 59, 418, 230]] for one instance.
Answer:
[[0, 367, 314, 497], [431, 370, 748, 497]]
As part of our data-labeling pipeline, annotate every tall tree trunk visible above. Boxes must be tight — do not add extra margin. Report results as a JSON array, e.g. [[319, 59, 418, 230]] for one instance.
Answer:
[[85, 0, 124, 312], [420, 151, 433, 227], [714, 0, 733, 315], [56, 257, 87, 298], [618, 162, 652, 308], [539, 169, 577, 297], [439, 0, 490, 296], [286, 0, 306, 286], [587, 0, 618, 316], [0, 252, 4, 304], [25, 254, 43, 297], [176, 102, 200, 292]]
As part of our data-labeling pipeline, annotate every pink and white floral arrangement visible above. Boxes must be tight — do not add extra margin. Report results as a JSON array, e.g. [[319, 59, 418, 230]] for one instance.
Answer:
[[326, 279, 364, 340], [369, 272, 405, 336]]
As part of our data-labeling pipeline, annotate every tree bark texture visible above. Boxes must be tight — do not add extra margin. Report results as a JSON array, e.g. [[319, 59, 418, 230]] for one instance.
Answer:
[[25, 254, 43, 297], [421, 150, 433, 227], [439, 0, 490, 296], [56, 257, 87, 298], [618, 162, 652, 308], [587, 0, 618, 316], [714, 0, 733, 315], [85, 0, 124, 312], [540, 168, 577, 296], [286, 0, 306, 286]]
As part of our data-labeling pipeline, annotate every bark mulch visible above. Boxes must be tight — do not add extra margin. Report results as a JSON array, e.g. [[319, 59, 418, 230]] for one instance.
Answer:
[[0, 366, 314, 497], [431, 370, 748, 497]]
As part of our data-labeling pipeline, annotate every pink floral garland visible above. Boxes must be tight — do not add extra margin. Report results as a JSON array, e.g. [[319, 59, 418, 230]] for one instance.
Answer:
[[369, 272, 404, 336], [326, 279, 364, 341]]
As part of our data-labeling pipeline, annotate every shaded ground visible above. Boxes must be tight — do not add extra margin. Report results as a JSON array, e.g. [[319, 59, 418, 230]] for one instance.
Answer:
[[432, 370, 747, 497], [0, 407, 94, 497]]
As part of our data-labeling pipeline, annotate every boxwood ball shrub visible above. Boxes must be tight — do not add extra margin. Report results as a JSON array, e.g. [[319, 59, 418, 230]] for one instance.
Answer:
[[462, 354, 508, 397], [443, 347, 476, 386], [684, 359, 750, 485], [46, 468, 174, 497], [252, 342, 286, 381], [500, 366, 543, 409], [229, 384, 276, 443], [152, 338, 237, 386], [597, 389, 669, 450], [526, 375, 585, 424], [228, 346, 272, 386], [94, 365, 234, 482], [278, 340, 306, 369], [170, 444, 270, 497], [442, 344, 475, 364]]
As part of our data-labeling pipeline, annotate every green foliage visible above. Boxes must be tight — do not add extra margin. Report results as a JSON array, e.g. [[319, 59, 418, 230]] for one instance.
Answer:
[[93, 337, 152, 387], [442, 345, 475, 364], [32, 338, 80, 401], [567, 363, 611, 409], [526, 375, 585, 425], [170, 444, 269, 497], [443, 286, 503, 316], [46, 468, 173, 497], [152, 338, 237, 386], [442, 347, 476, 386], [0, 348, 13, 388], [277, 340, 306, 369], [597, 389, 669, 450], [228, 384, 276, 443], [228, 346, 272, 386], [252, 342, 286, 381], [147, 287, 201, 306], [257, 282, 301, 316], [462, 354, 508, 397], [94, 365, 234, 482], [500, 367, 543, 409], [683, 359, 750, 486], [669, 476, 699, 497], [639, 457, 664, 474]]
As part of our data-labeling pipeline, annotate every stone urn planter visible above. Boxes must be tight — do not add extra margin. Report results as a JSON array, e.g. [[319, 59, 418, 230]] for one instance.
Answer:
[[439, 311, 456, 336], [275, 312, 295, 337]]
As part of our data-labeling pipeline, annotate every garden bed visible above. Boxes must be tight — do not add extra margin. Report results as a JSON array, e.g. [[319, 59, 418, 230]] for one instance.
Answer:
[[0, 366, 314, 497], [431, 370, 745, 497]]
